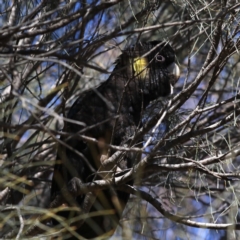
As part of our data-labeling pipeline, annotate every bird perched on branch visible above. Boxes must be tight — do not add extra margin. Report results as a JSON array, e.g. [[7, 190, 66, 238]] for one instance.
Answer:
[[51, 41, 180, 239]]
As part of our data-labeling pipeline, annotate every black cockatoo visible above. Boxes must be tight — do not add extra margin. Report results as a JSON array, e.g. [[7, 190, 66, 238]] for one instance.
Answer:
[[51, 41, 180, 239]]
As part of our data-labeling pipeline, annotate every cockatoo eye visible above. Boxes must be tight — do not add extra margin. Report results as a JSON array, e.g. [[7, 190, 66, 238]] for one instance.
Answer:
[[156, 54, 165, 62]]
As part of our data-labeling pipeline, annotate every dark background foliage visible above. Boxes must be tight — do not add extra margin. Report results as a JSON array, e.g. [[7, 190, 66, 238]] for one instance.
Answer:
[[1, 0, 240, 239]]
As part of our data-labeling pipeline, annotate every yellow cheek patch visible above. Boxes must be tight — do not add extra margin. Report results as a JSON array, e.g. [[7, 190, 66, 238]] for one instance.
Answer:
[[133, 57, 148, 78]]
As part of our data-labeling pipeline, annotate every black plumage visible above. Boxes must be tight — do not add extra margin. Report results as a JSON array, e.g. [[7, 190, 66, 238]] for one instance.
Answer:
[[51, 41, 180, 239]]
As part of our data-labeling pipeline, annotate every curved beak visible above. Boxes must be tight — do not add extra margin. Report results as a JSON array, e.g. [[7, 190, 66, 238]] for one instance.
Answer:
[[167, 62, 180, 84]]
